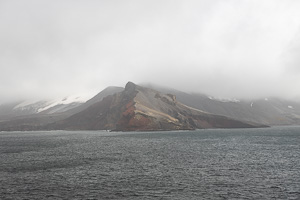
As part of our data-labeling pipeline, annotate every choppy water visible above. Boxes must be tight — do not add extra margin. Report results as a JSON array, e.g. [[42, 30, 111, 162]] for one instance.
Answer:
[[1, 126, 300, 199]]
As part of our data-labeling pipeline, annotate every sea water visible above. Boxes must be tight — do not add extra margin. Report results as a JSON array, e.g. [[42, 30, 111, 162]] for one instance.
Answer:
[[1, 126, 300, 199]]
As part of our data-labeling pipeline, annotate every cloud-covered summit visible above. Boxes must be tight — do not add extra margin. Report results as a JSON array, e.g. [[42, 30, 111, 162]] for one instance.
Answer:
[[1, 0, 300, 102]]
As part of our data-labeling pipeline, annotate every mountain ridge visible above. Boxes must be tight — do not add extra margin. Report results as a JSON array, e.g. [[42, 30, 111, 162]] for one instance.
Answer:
[[2, 81, 300, 131], [143, 84, 300, 126], [48, 82, 264, 131]]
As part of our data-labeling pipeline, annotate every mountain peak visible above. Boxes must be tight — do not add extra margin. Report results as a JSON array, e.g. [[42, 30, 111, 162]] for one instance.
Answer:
[[50, 82, 263, 131], [125, 81, 136, 91]]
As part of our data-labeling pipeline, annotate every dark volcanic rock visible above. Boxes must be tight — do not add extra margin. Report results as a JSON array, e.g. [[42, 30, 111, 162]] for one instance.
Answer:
[[50, 82, 264, 131]]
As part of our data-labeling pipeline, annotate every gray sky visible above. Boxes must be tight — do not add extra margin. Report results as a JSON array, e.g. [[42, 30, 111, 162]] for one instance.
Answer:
[[1, 0, 300, 102]]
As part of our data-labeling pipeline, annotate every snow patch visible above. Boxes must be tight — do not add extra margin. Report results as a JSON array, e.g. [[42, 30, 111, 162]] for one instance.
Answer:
[[208, 96, 240, 103], [13, 94, 90, 114], [14, 100, 40, 109], [37, 95, 87, 113]]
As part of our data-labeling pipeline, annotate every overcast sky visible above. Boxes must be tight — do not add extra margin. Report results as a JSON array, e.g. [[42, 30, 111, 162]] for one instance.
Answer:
[[1, 0, 300, 102]]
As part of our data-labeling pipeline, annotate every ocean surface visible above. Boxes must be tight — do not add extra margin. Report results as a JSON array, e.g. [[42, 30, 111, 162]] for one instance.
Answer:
[[1, 126, 300, 199]]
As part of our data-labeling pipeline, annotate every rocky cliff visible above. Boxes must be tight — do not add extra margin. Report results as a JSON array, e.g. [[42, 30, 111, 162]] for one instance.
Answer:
[[51, 82, 264, 131]]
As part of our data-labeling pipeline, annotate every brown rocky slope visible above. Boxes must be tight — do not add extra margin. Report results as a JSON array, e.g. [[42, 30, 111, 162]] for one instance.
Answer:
[[50, 82, 265, 131]]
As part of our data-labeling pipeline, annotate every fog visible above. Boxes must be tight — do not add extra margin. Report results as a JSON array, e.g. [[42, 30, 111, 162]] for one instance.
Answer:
[[1, 0, 300, 102]]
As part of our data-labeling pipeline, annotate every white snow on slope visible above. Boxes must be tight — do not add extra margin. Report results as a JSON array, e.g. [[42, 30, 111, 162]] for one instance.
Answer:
[[37, 95, 88, 113], [208, 96, 240, 103], [14, 100, 44, 109], [13, 94, 91, 114]]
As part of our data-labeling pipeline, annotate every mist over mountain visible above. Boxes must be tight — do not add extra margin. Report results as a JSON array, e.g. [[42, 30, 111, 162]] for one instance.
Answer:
[[144, 84, 300, 126], [1, 1, 300, 102], [48, 82, 261, 131], [1, 82, 270, 131], [0, 86, 124, 130], [1, 1, 300, 131]]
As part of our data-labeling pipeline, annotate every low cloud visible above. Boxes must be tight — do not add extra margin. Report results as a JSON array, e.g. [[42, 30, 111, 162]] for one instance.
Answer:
[[1, 0, 300, 102]]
